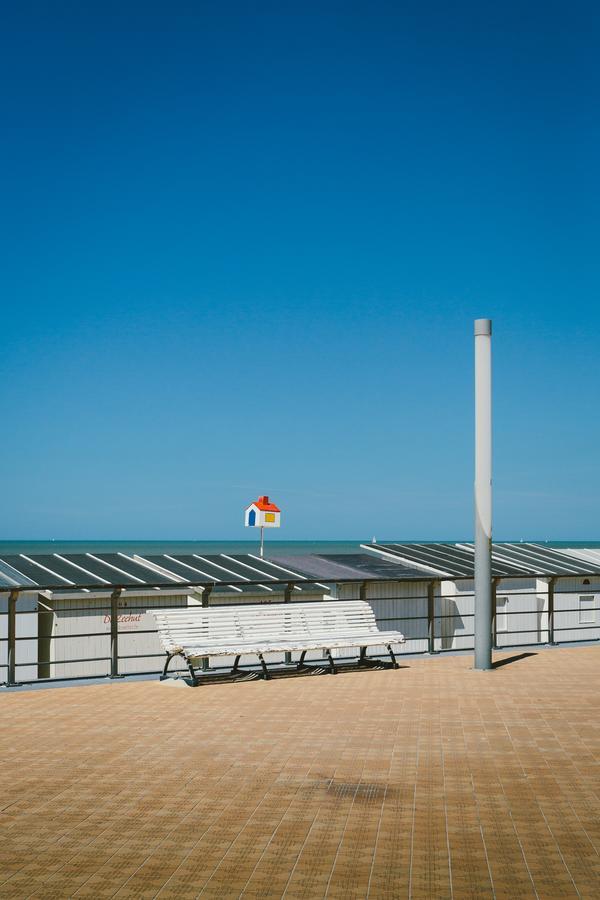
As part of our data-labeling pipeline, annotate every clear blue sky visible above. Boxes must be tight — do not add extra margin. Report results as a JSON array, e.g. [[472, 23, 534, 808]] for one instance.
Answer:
[[1, 1, 598, 540]]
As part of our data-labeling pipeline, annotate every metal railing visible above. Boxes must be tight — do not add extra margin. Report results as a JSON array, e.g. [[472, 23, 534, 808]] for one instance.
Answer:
[[1, 581, 599, 686]]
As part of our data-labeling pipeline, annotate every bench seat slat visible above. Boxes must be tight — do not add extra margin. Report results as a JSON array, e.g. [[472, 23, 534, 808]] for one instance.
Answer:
[[184, 635, 406, 659], [179, 630, 405, 652]]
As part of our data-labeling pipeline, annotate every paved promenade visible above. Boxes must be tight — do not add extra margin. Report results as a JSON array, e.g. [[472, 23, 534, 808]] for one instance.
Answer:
[[1, 647, 599, 898]]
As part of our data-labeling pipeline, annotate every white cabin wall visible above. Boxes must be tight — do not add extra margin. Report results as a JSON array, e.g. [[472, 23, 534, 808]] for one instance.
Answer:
[[493, 578, 544, 647], [437, 577, 543, 650], [438, 580, 472, 650], [554, 576, 600, 643], [49, 592, 191, 679], [0, 591, 38, 681], [337, 580, 430, 655]]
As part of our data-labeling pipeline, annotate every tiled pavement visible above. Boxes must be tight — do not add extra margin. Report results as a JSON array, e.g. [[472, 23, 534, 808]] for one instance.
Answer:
[[1, 647, 600, 899]]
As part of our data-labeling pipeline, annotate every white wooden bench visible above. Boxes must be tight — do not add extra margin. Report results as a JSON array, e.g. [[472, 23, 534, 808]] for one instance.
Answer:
[[150, 601, 406, 684]]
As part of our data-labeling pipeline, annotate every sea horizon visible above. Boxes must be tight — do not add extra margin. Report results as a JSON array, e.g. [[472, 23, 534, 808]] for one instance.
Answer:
[[1, 538, 599, 557]]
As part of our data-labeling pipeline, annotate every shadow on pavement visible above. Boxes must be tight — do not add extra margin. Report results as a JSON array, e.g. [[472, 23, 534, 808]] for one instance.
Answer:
[[492, 651, 537, 669]]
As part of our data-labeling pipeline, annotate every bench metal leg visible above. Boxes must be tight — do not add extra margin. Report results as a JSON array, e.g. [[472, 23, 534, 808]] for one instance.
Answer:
[[325, 649, 337, 675], [187, 659, 198, 686], [258, 653, 270, 680], [231, 655, 241, 675], [161, 652, 199, 685], [386, 644, 399, 669], [297, 650, 307, 670], [160, 653, 176, 680], [358, 647, 367, 666]]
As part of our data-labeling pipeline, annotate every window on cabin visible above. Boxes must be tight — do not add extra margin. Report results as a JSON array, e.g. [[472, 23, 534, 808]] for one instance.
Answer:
[[265, 513, 275, 523], [496, 596, 508, 631], [579, 595, 595, 625]]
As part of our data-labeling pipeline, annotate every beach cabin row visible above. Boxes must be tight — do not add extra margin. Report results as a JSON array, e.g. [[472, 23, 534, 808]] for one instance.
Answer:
[[3, 545, 598, 681], [334, 573, 600, 654], [8, 585, 328, 680]]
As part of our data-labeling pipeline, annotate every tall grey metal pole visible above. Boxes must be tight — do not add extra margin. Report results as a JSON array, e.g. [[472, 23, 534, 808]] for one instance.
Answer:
[[474, 318, 493, 670]]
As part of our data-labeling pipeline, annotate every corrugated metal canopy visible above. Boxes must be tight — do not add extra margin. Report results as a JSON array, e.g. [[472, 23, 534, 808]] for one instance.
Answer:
[[2, 545, 599, 592], [0, 558, 38, 589], [0, 550, 437, 592], [362, 542, 600, 577], [489, 543, 597, 575], [0, 552, 330, 593], [271, 554, 433, 581], [361, 543, 513, 577], [561, 547, 600, 569], [140, 553, 329, 595]]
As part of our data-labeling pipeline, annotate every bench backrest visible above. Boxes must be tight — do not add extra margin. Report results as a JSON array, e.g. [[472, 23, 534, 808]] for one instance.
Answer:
[[151, 601, 380, 652]]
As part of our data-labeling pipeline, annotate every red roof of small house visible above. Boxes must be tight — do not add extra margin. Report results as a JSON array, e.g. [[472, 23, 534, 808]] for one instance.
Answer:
[[247, 495, 280, 513]]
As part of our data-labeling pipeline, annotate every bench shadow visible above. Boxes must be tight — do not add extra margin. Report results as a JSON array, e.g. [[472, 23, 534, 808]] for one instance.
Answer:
[[492, 651, 537, 669], [169, 661, 410, 687]]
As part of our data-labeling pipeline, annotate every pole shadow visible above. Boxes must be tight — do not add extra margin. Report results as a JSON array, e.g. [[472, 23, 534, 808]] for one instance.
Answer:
[[492, 651, 537, 669]]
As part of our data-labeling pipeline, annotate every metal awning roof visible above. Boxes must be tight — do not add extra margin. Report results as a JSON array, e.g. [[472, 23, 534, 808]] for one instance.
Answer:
[[271, 554, 432, 581], [2, 544, 598, 593], [560, 547, 600, 569], [361, 542, 600, 578], [0, 550, 427, 593], [0, 552, 330, 593]]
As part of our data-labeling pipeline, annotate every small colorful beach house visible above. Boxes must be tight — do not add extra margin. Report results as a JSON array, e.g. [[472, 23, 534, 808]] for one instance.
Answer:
[[244, 495, 281, 529]]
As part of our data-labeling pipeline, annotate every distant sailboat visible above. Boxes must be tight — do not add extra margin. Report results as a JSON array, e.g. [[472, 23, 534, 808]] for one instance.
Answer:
[[371, 536, 377, 544]]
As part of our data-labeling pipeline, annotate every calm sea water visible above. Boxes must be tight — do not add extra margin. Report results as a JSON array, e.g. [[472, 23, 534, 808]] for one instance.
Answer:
[[1, 539, 599, 556], [0, 540, 365, 557]]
